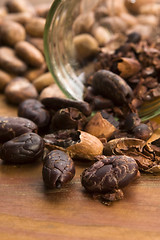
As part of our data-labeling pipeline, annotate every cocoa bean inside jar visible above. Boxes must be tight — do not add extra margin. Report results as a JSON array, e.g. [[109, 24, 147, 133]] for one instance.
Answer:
[[44, 0, 160, 123]]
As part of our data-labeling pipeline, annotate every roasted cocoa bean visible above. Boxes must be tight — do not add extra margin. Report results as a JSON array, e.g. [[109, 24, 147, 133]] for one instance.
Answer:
[[0, 116, 37, 143], [41, 97, 92, 117], [18, 99, 50, 128], [0, 132, 44, 164], [42, 150, 75, 189], [132, 123, 153, 140], [81, 155, 139, 193], [124, 113, 141, 131], [92, 70, 133, 105], [51, 107, 86, 131]]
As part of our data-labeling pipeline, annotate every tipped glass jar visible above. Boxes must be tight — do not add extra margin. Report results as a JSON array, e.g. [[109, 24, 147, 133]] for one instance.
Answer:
[[44, 0, 160, 104]]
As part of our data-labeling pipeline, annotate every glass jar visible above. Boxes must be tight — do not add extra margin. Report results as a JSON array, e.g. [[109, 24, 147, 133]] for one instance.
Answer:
[[44, 0, 160, 103]]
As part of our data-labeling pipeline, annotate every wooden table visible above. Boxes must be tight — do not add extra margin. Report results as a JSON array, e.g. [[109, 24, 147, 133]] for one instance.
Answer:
[[1, 0, 160, 239]]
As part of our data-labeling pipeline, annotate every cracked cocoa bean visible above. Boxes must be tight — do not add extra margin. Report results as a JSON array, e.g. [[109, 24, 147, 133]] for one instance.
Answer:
[[51, 107, 86, 131], [81, 155, 139, 193], [18, 99, 50, 128], [44, 129, 103, 161], [0, 132, 44, 164], [0, 116, 37, 143], [42, 150, 75, 189]]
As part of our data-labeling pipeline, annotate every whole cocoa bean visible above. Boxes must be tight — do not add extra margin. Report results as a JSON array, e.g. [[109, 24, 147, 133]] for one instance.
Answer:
[[92, 70, 133, 105], [0, 116, 37, 143], [33, 72, 55, 92], [3, 12, 33, 24], [5, 77, 38, 104], [15, 41, 45, 68], [0, 132, 44, 164], [73, 34, 99, 59], [72, 12, 95, 35], [5, 0, 35, 15], [0, 20, 26, 46], [0, 47, 27, 75], [18, 99, 50, 128], [39, 84, 66, 101], [27, 37, 44, 54], [81, 155, 139, 193], [42, 150, 75, 189], [35, 3, 51, 18], [0, 69, 13, 92], [41, 97, 92, 117], [25, 17, 45, 38], [24, 63, 47, 82]]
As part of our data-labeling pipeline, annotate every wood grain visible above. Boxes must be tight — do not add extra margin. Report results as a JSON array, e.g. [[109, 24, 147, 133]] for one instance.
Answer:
[[0, 0, 160, 239]]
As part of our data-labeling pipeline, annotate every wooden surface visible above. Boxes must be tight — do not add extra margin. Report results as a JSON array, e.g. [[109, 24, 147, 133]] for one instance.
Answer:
[[1, 0, 160, 239]]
